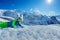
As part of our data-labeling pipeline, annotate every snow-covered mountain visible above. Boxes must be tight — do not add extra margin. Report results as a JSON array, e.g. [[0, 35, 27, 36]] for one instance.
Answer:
[[0, 10, 60, 25], [0, 10, 6, 16]]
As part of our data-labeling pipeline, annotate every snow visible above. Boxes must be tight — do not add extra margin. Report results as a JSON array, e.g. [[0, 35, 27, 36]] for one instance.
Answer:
[[0, 10, 60, 40], [0, 25, 60, 40], [0, 16, 14, 20], [0, 18, 9, 22], [0, 16, 14, 21]]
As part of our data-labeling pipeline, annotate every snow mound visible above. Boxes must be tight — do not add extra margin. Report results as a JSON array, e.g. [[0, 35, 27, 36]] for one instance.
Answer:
[[0, 25, 60, 40]]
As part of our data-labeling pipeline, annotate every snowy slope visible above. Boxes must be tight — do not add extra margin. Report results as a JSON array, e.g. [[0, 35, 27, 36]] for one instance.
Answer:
[[0, 25, 60, 40], [0, 18, 9, 22], [0, 16, 14, 21], [0, 16, 15, 22]]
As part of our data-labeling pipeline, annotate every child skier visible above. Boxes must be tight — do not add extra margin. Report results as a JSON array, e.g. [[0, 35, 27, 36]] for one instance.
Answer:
[[0, 17, 23, 28]]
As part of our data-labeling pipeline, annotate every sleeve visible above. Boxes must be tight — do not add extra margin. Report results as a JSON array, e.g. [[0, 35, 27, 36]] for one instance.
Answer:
[[12, 20, 17, 28]]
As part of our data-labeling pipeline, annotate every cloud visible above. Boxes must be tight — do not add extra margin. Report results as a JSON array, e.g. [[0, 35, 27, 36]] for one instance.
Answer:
[[0, 9, 58, 16], [29, 8, 43, 15], [34, 9, 41, 13], [29, 8, 57, 16], [47, 11, 56, 16]]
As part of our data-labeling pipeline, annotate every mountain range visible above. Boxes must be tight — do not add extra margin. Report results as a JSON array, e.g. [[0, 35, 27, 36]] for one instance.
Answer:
[[0, 10, 60, 25]]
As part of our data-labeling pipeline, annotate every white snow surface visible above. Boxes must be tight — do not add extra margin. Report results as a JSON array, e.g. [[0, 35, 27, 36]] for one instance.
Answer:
[[0, 18, 9, 22], [0, 25, 60, 40], [0, 16, 14, 20]]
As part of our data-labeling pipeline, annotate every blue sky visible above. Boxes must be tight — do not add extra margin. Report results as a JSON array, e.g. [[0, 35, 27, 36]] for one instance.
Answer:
[[0, 0, 60, 15]]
